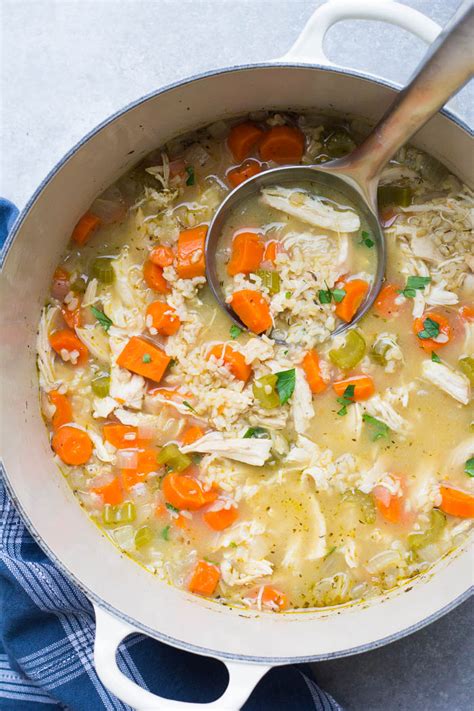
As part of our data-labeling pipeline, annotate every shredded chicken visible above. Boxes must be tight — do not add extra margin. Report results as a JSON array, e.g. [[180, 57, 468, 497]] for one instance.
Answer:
[[180, 432, 272, 466], [261, 186, 360, 232], [421, 360, 471, 405]]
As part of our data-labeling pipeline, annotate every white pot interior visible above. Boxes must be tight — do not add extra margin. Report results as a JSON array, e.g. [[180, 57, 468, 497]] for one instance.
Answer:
[[1, 65, 472, 662]]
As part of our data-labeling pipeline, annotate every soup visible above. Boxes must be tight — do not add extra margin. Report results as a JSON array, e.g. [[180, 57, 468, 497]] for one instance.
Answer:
[[37, 112, 473, 612]]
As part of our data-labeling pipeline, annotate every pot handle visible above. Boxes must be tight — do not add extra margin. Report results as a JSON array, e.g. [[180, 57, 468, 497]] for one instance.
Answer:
[[279, 0, 441, 65], [93, 605, 270, 710]]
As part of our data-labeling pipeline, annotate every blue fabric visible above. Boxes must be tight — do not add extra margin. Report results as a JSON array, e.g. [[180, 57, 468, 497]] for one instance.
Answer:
[[0, 198, 343, 710]]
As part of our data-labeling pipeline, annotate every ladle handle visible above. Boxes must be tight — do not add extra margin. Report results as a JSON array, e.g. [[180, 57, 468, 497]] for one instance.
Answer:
[[339, 0, 474, 204]]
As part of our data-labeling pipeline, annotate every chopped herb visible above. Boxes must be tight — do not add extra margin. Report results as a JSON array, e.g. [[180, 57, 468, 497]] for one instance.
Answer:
[[185, 165, 195, 185], [183, 400, 197, 413], [318, 283, 346, 305], [359, 230, 374, 248], [276, 368, 296, 405], [230, 324, 242, 339], [336, 384, 355, 416], [285, 291, 292, 299], [90, 306, 113, 332], [465, 457, 474, 478], [165, 502, 179, 514], [318, 288, 332, 304], [417, 317, 440, 340], [142, 353, 152, 363], [169, 358, 177, 367], [204, 557, 218, 565], [431, 351, 441, 363], [362, 414, 390, 441], [161, 525, 170, 541], [399, 275, 431, 299], [243, 426, 270, 439], [332, 288, 346, 303]]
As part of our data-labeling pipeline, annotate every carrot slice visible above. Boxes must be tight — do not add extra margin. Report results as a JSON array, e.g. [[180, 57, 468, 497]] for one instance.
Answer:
[[92, 477, 123, 505], [48, 391, 73, 430], [459, 305, 474, 322], [146, 301, 181, 336], [162, 473, 218, 511], [333, 375, 375, 401], [121, 450, 159, 490], [116, 337, 170, 383], [188, 560, 220, 596], [228, 122, 265, 162], [413, 312, 451, 352], [52, 425, 93, 465], [335, 280, 369, 323], [207, 344, 252, 382], [71, 212, 101, 246], [61, 301, 82, 329], [49, 329, 88, 366], [143, 260, 170, 293], [440, 486, 474, 518], [373, 488, 403, 523], [302, 350, 327, 394], [181, 425, 204, 446], [203, 506, 238, 531], [176, 226, 207, 279], [230, 289, 272, 334], [103, 424, 142, 449], [259, 126, 305, 164], [263, 240, 280, 265], [375, 284, 402, 319], [249, 585, 288, 611], [227, 159, 262, 188], [149, 245, 174, 267], [227, 232, 264, 276]]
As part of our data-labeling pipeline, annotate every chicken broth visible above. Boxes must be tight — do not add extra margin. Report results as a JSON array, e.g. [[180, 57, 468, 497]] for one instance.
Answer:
[[38, 112, 473, 612]]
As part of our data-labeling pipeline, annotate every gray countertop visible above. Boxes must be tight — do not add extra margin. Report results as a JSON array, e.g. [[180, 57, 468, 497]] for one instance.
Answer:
[[1, 1, 473, 709]]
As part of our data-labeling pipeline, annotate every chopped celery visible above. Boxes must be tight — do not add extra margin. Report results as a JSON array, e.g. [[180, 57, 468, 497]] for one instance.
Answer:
[[378, 185, 412, 208], [370, 338, 389, 366], [253, 374, 280, 409], [256, 269, 280, 294], [91, 257, 115, 284], [329, 330, 366, 370], [135, 525, 153, 548], [91, 374, 110, 398], [408, 509, 446, 550], [323, 129, 355, 158], [459, 357, 474, 386], [157, 443, 191, 472], [71, 276, 88, 293], [342, 489, 376, 524], [102, 501, 136, 526]]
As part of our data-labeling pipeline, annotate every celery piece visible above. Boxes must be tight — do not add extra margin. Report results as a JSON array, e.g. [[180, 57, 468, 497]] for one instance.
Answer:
[[91, 257, 115, 284], [329, 330, 366, 370], [252, 374, 280, 409], [157, 443, 191, 472], [256, 269, 280, 295], [378, 185, 413, 208], [323, 129, 355, 158], [91, 374, 110, 398], [408, 509, 446, 550], [459, 357, 474, 386], [342, 489, 376, 524], [102, 501, 136, 526], [135, 525, 153, 548]]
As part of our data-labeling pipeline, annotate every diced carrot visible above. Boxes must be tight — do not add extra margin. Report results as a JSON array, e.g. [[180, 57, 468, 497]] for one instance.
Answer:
[[71, 212, 101, 246], [413, 312, 451, 352], [227, 232, 264, 276], [177, 226, 207, 279], [249, 585, 288, 611], [181, 425, 204, 446], [206, 344, 252, 382], [203, 505, 238, 531], [375, 284, 402, 319], [335, 279, 369, 323], [459, 305, 474, 322], [92, 477, 123, 505], [49, 329, 88, 366], [121, 469, 147, 490], [149, 245, 175, 267], [302, 350, 327, 394], [143, 260, 170, 293], [263, 240, 280, 264], [174, 513, 189, 529], [162, 473, 218, 511], [189, 560, 220, 596], [230, 289, 272, 334], [374, 488, 403, 523], [121, 450, 159, 490], [333, 375, 375, 401], [259, 126, 305, 164], [48, 391, 73, 430], [227, 159, 262, 188], [61, 302, 82, 329], [51, 425, 93, 465], [439, 485, 474, 518], [116, 337, 170, 383], [228, 122, 265, 162], [104, 424, 142, 449], [53, 266, 69, 282], [146, 301, 181, 336]]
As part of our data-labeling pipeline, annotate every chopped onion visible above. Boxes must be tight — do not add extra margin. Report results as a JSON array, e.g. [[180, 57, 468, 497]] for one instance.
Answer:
[[366, 550, 402, 574], [138, 424, 157, 441], [91, 186, 125, 225], [112, 525, 135, 551], [116, 450, 138, 469]]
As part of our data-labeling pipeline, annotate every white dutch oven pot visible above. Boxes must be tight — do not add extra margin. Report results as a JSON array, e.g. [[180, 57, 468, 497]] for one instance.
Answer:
[[1, 1, 473, 708]]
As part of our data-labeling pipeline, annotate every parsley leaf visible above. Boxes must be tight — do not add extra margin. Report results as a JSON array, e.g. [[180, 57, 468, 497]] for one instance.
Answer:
[[318, 288, 332, 304], [183, 400, 197, 413], [165, 503, 179, 514], [161, 525, 170, 541], [243, 426, 270, 439], [399, 276, 431, 298], [185, 166, 195, 186], [417, 317, 440, 340], [142, 353, 152, 363], [431, 351, 441, 363], [230, 324, 242, 339], [276, 369, 296, 405], [332, 288, 346, 303], [285, 291, 292, 299], [90, 306, 113, 332], [359, 230, 375, 248], [465, 457, 474, 478], [318, 284, 346, 305], [336, 384, 355, 416], [362, 413, 390, 441]]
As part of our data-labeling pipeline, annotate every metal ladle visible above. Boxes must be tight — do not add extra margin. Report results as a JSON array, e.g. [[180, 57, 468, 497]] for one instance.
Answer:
[[205, 0, 474, 336]]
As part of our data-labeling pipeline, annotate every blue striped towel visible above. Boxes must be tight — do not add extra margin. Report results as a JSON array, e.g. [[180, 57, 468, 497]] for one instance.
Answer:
[[0, 197, 343, 710]]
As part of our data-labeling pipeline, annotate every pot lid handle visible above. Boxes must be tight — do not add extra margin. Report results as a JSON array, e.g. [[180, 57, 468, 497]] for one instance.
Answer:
[[279, 0, 440, 65]]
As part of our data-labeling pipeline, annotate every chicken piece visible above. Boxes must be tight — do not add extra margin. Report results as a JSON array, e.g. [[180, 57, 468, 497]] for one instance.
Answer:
[[261, 186, 360, 232]]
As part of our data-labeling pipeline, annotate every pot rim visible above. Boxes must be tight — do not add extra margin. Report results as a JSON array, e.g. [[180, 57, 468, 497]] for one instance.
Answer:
[[1, 61, 472, 663]]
